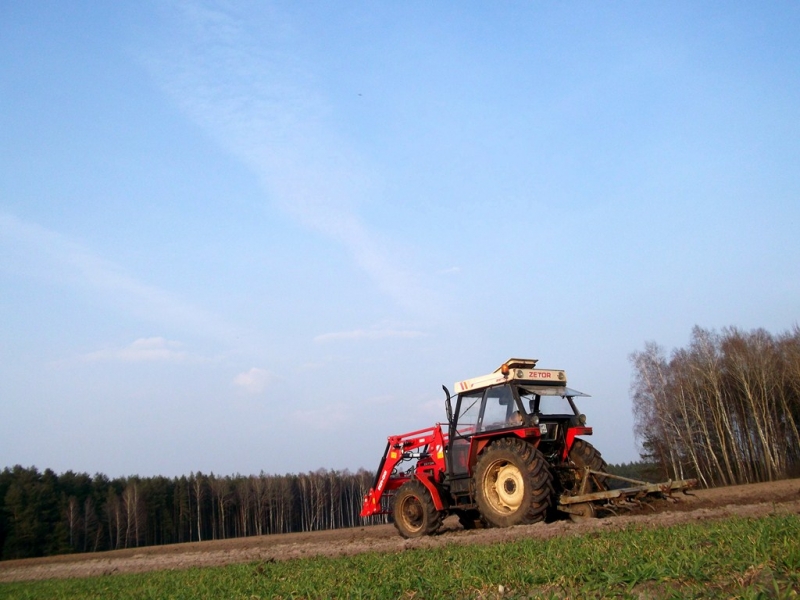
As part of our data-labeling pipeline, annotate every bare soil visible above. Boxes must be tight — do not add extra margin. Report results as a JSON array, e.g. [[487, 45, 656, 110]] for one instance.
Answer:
[[2, 478, 799, 583]]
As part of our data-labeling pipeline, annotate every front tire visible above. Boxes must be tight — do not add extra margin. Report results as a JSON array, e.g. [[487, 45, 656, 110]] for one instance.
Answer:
[[391, 480, 442, 538], [474, 438, 554, 528]]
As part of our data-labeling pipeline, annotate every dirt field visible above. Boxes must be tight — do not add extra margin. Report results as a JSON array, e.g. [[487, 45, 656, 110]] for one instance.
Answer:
[[1, 478, 798, 583]]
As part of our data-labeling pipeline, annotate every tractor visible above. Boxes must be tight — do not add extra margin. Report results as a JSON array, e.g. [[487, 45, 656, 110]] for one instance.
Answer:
[[360, 358, 695, 537]]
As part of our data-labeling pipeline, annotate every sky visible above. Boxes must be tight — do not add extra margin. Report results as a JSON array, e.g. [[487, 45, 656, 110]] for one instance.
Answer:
[[1, 1, 798, 479]]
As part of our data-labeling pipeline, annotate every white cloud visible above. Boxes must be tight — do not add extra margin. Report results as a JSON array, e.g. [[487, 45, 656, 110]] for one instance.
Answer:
[[79, 337, 191, 363], [0, 212, 234, 341], [233, 367, 273, 394], [313, 329, 425, 343], [144, 2, 439, 315]]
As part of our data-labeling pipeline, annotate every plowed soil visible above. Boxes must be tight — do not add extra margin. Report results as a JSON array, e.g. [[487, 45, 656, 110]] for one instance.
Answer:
[[2, 478, 799, 582]]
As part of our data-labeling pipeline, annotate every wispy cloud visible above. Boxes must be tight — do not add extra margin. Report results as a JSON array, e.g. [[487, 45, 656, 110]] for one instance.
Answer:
[[291, 404, 349, 431], [0, 212, 234, 340], [437, 266, 461, 275], [79, 337, 192, 363], [144, 1, 438, 314], [314, 328, 425, 343], [232, 367, 274, 394]]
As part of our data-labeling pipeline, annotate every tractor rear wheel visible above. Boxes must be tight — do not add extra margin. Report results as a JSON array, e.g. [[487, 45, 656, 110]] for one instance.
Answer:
[[474, 438, 554, 528], [391, 480, 443, 538], [568, 439, 608, 494]]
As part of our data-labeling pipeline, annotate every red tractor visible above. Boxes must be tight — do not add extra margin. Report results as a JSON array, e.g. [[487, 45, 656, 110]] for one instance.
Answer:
[[360, 359, 694, 537]]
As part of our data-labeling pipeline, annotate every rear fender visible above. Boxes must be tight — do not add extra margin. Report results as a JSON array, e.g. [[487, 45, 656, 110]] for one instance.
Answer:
[[563, 426, 593, 460]]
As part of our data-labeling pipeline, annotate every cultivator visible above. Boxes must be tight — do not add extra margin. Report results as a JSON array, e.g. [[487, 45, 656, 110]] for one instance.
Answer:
[[557, 469, 697, 520]]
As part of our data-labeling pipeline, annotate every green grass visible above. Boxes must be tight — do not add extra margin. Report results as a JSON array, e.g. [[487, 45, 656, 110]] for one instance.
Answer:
[[2, 514, 799, 599]]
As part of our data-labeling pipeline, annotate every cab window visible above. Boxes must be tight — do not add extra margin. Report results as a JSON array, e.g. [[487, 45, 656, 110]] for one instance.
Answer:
[[455, 390, 482, 435], [479, 385, 517, 432]]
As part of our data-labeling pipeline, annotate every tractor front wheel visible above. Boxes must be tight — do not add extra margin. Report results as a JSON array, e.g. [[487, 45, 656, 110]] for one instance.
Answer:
[[391, 480, 443, 538], [474, 438, 553, 528]]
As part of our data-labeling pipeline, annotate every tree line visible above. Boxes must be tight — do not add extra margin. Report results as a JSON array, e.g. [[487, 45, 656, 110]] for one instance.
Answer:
[[0, 467, 385, 560], [631, 325, 800, 487]]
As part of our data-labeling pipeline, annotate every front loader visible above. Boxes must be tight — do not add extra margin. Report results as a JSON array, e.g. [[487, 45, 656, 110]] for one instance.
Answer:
[[360, 358, 695, 537]]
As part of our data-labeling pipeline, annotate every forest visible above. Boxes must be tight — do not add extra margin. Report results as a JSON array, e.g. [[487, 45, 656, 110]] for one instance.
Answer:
[[1, 325, 798, 560], [631, 325, 800, 487], [0, 467, 384, 560]]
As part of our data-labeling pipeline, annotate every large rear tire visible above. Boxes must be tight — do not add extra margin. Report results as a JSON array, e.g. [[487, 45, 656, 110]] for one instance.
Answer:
[[568, 439, 608, 493], [474, 438, 554, 528], [391, 480, 443, 538]]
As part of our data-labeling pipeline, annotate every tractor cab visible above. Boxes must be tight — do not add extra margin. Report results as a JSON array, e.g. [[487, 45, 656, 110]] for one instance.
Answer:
[[444, 359, 593, 482]]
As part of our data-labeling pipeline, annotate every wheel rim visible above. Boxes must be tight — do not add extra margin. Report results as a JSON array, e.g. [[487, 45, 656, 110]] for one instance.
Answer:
[[482, 459, 524, 514], [397, 494, 424, 532]]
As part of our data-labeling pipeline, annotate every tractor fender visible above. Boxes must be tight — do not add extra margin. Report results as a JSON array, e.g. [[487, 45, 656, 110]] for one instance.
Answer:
[[563, 426, 593, 460], [468, 430, 542, 475]]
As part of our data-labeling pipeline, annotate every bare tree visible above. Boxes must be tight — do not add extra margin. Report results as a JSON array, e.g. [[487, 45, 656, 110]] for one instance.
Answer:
[[65, 496, 81, 550], [104, 490, 124, 549], [83, 496, 101, 552], [235, 477, 251, 538], [631, 325, 800, 487], [122, 480, 146, 547], [249, 474, 268, 536], [209, 475, 232, 540], [190, 473, 205, 542]]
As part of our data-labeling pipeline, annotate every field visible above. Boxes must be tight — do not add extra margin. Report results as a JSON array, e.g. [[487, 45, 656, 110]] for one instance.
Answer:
[[1, 478, 798, 598]]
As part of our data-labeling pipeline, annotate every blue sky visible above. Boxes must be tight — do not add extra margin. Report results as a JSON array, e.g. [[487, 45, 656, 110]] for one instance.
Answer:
[[1, 1, 798, 478]]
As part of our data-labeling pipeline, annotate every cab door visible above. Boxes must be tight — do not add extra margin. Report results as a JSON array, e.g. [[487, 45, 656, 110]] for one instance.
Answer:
[[448, 389, 482, 476], [448, 384, 520, 476]]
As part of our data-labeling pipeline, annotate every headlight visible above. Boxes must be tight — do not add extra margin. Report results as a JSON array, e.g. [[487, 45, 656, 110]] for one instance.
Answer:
[[578, 414, 587, 425], [531, 414, 540, 426]]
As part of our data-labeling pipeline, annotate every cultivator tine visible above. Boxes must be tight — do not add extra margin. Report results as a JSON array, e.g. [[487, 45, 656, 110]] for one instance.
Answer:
[[614, 497, 641, 513]]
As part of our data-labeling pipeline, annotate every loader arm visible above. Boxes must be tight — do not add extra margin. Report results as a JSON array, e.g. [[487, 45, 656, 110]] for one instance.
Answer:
[[360, 425, 447, 518]]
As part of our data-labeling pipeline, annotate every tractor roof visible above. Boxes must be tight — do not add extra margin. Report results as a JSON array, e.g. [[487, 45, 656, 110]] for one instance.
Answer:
[[454, 358, 567, 394]]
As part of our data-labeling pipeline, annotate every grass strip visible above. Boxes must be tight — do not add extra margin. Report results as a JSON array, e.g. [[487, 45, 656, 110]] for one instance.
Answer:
[[1, 513, 798, 599]]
